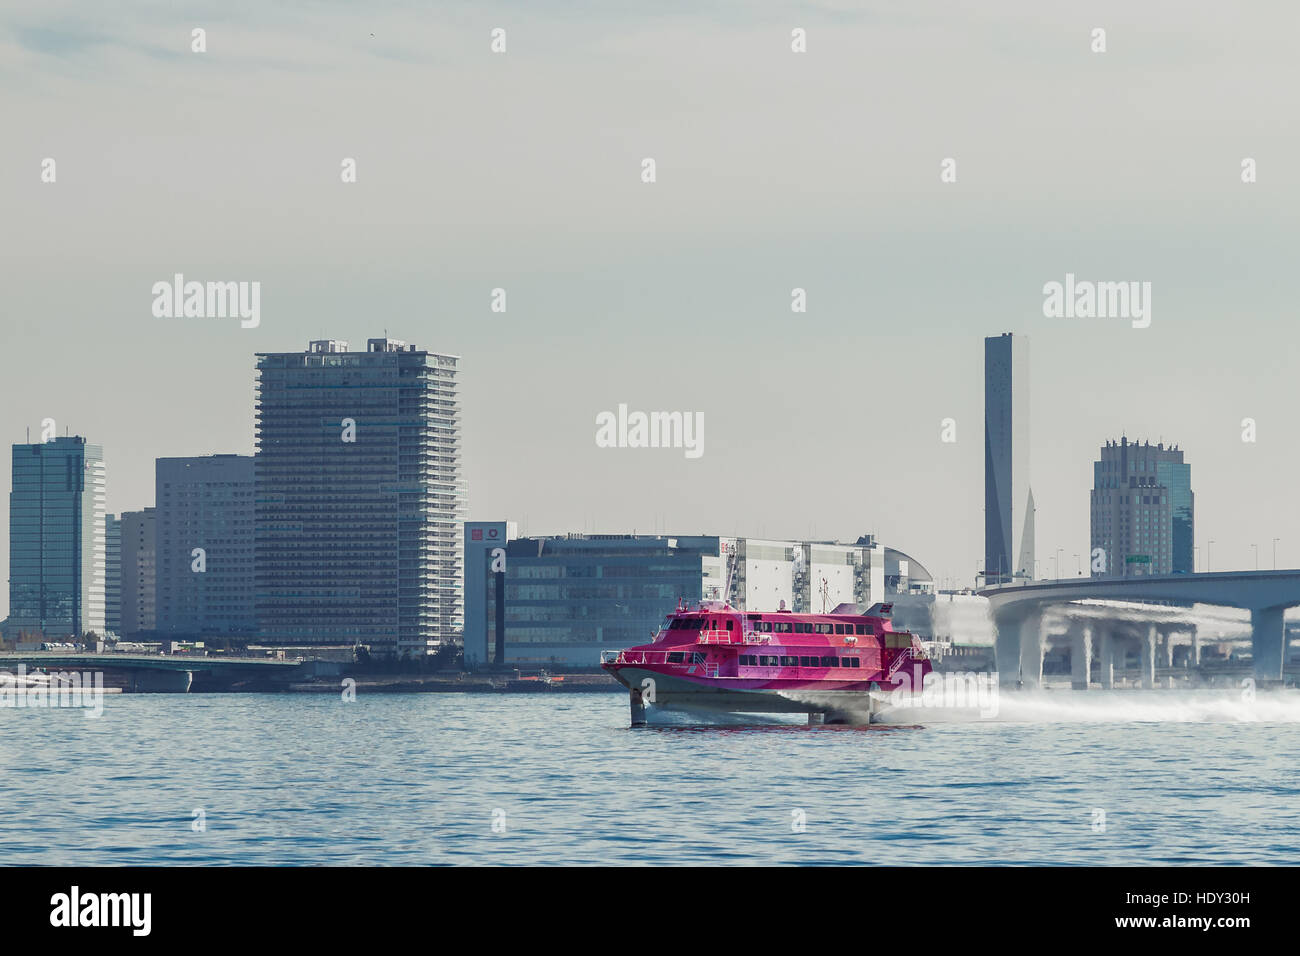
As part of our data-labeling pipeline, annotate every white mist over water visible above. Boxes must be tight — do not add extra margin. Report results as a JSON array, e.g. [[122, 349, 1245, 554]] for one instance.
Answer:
[[873, 689, 1300, 725]]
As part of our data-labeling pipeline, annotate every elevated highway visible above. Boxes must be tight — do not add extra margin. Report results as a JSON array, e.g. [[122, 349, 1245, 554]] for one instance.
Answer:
[[0, 652, 306, 692], [977, 571, 1300, 687]]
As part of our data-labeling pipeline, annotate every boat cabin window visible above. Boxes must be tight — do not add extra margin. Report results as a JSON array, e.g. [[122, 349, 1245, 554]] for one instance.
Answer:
[[760, 655, 779, 666], [834, 624, 845, 634], [855, 624, 868, 635], [774, 622, 792, 633], [845, 658, 860, 668], [755, 621, 773, 632], [799, 656, 813, 667], [667, 653, 685, 663], [814, 623, 832, 634], [820, 656, 838, 667], [780, 656, 797, 666], [794, 622, 812, 634], [725, 620, 734, 630]]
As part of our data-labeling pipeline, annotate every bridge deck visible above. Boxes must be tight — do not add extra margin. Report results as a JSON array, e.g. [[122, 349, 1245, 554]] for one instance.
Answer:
[[0, 653, 302, 671]]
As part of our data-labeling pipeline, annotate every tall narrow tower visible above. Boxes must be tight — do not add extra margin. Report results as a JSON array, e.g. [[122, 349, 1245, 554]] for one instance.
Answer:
[[984, 333, 1034, 583]]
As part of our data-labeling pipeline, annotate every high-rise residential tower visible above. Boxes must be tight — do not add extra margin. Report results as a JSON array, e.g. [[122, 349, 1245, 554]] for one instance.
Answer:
[[7, 436, 106, 639], [984, 333, 1034, 583], [1090, 438, 1193, 577], [120, 508, 157, 637], [156, 455, 256, 639], [255, 338, 464, 656]]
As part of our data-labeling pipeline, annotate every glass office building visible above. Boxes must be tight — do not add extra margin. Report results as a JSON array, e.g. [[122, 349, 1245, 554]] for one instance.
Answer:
[[463, 526, 904, 667], [1159, 457, 1194, 574], [7, 436, 106, 638], [255, 338, 464, 656]]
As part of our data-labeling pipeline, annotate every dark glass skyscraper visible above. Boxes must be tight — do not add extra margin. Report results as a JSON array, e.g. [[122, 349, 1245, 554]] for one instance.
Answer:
[[255, 338, 464, 656], [7, 436, 106, 638], [984, 333, 1034, 583]]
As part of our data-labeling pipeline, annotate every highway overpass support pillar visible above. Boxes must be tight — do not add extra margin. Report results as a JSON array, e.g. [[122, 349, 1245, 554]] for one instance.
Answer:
[[1072, 625, 1092, 690], [994, 609, 1027, 689], [1140, 626, 1157, 690], [1098, 629, 1114, 689], [1251, 606, 1286, 685], [1018, 611, 1045, 689]]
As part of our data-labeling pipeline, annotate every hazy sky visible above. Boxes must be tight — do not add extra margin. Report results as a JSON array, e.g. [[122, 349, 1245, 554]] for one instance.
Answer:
[[2, 1, 1298, 616]]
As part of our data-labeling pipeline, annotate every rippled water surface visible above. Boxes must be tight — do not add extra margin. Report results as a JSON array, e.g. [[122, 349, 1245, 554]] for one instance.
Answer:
[[3, 691, 1299, 865]]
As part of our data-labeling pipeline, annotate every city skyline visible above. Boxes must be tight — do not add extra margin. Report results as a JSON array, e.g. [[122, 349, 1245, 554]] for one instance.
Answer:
[[1, 321, 1292, 625], [5, 0, 1300, 886], [4, 2, 1299, 615]]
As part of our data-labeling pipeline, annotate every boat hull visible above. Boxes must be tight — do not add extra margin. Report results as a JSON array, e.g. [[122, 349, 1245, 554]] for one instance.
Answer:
[[608, 665, 883, 724]]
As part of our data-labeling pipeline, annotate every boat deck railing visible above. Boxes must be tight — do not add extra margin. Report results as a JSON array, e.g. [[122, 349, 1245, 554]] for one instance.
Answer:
[[695, 628, 742, 645], [886, 645, 917, 679], [602, 649, 673, 666], [600, 649, 722, 674]]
